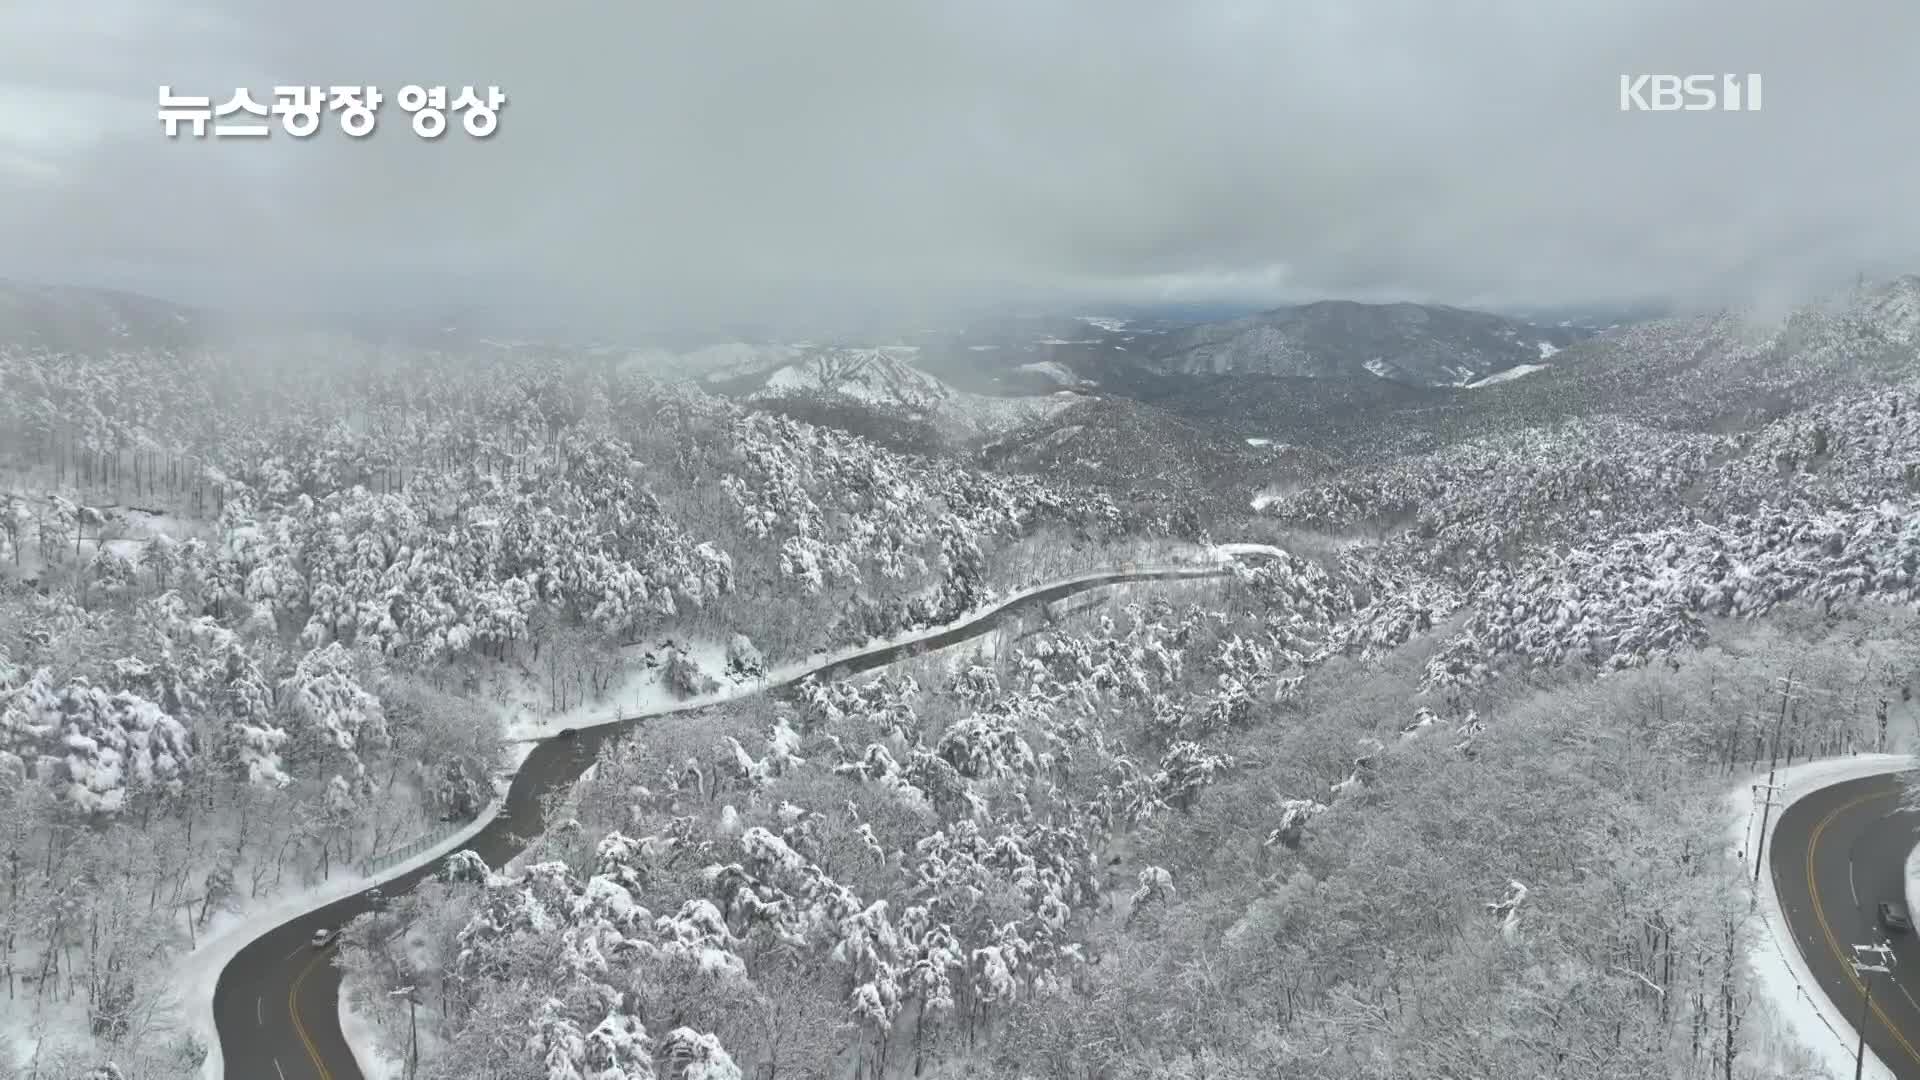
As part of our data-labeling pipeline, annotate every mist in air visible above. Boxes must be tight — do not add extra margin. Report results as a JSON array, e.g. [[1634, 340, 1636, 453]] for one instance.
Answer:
[[1, 0, 1916, 335]]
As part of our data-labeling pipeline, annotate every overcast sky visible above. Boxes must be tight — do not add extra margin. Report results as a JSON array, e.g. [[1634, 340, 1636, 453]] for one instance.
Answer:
[[0, 0, 1914, 334]]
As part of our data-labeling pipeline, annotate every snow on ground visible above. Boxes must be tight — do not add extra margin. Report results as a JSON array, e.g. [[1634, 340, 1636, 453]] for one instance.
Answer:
[[2, 500, 209, 587], [618, 343, 799, 384], [1536, 340, 1562, 359], [1909, 841, 1920, 960], [493, 634, 756, 742], [500, 643, 760, 743], [936, 388, 1084, 437], [189, 772, 512, 1080], [115, 507, 202, 542], [0, 733, 473, 1075], [337, 750, 603, 1077], [759, 351, 947, 405], [1207, 541, 1289, 562], [1076, 315, 1129, 333], [751, 351, 1084, 438], [342, 757, 604, 1080], [1, 995, 91, 1077], [504, 553, 1233, 743], [1034, 574, 1230, 624], [1465, 363, 1551, 389], [341, 987, 404, 1080], [302, 551, 1255, 1075], [342, 559, 1240, 1079], [1363, 358, 1394, 379], [1014, 360, 1086, 386], [506, 553, 1228, 737], [909, 579, 1183, 677], [1249, 487, 1291, 511], [1245, 437, 1272, 447], [1730, 753, 1912, 1080], [341, 922, 451, 1080]]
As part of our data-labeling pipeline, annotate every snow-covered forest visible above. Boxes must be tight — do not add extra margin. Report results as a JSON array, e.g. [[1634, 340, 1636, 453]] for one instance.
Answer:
[[0, 341, 1185, 1076], [8, 281, 1920, 1079], [336, 579, 1920, 1080]]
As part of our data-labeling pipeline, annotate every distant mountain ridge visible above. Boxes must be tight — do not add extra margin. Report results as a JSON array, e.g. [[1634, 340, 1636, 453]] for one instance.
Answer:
[[1136, 300, 1596, 387], [732, 345, 1087, 443], [0, 280, 208, 354], [754, 347, 953, 409]]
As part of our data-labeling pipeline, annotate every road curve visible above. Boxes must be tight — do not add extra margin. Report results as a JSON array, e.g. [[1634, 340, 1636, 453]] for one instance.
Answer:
[[212, 562, 1236, 1079], [1771, 770, 1920, 1079]]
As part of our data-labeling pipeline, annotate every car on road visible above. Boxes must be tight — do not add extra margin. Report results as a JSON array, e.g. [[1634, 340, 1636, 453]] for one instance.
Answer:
[[311, 927, 339, 948], [558, 727, 577, 739], [1880, 901, 1912, 933]]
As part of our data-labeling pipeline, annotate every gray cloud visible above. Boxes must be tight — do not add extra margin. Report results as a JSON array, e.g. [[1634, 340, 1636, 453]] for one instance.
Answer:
[[0, 0, 1914, 332]]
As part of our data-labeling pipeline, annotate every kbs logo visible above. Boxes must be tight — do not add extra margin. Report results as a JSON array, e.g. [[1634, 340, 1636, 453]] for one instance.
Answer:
[[1619, 74, 1763, 112]]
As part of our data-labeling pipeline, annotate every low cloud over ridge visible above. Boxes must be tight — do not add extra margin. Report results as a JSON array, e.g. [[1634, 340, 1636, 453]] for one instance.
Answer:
[[0, 0, 1914, 331]]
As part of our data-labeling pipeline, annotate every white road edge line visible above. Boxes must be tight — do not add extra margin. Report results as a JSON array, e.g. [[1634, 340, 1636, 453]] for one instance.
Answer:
[[273, 1058, 287, 1080], [1899, 978, 1920, 1015], [256, 997, 263, 1026], [1851, 859, 1860, 906]]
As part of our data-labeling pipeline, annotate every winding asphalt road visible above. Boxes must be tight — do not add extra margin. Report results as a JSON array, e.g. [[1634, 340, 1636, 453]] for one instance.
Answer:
[[1771, 770, 1920, 1079], [212, 563, 1235, 1079]]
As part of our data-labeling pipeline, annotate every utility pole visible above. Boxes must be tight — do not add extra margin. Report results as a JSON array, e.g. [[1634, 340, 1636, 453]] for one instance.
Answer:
[[1736, 710, 1767, 773], [1748, 778, 1787, 889], [173, 896, 203, 950], [408, 989, 419, 1079], [1768, 674, 1801, 770], [1851, 941, 1895, 1080], [390, 984, 420, 1079], [1753, 673, 1798, 885]]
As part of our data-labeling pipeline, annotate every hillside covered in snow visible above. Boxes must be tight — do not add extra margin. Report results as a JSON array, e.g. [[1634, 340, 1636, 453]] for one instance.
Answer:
[[745, 347, 1088, 442], [1138, 299, 1592, 386], [7, 278, 1920, 1080]]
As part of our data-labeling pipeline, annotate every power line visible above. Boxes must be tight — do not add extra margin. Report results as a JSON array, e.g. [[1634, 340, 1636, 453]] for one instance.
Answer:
[[1747, 779, 1787, 891], [1753, 672, 1798, 885], [1850, 941, 1895, 1080]]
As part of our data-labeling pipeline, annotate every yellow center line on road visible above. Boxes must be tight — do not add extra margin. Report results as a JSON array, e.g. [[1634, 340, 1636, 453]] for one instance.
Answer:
[[1806, 787, 1920, 1067], [288, 944, 335, 1080]]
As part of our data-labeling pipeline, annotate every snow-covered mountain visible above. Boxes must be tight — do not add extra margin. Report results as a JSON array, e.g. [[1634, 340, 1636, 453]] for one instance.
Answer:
[[752, 347, 952, 409], [1851, 274, 1920, 344], [0, 279, 208, 353], [1112, 276, 1920, 465], [740, 346, 1088, 443], [1137, 300, 1595, 386], [1012, 360, 1098, 390], [1464, 363, 1551, 389], [19, 270, 1920, 1080], [1513, 275, 1920, 421], [620, 342, 803, 383], [980, 395, 1321, 513]]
